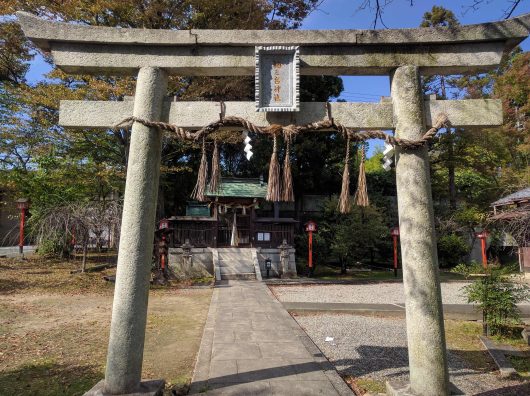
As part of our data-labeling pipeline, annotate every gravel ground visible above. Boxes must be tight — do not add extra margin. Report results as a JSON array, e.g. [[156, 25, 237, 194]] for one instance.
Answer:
[[272, 282, 471, 305], [296, 314, 530, 395]]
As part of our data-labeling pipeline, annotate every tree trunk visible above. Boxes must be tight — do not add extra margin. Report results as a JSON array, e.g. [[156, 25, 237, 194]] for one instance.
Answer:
[[341, 257, 346, 274], [448, 129, 457, 210], [157, 182, 165, 220], [81, 241, 88, 273]]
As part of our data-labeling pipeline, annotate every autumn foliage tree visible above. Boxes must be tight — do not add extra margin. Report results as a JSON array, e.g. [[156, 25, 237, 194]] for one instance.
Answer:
[[0, 1, 336, 220]]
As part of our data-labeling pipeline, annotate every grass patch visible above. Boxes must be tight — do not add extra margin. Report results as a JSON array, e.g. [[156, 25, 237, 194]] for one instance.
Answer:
[[344, 375, 386, 395], [0, 256, 213, 395], [306, 264, 467, 282], [309, 264, 400, 281], [0, 358, 103, 396], [509, 356, 530, 377], [444, 320, 495, 372], [491, 326, 528, 349], [356, 377, 386, 393], [0, 257, 116, 295]]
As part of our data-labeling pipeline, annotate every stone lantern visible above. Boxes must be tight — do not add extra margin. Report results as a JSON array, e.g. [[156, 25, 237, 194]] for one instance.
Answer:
[[279, 239, 291, 278]]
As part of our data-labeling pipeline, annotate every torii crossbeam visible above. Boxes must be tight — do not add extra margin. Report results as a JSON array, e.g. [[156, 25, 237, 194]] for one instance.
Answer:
[[18, 11, 530, 396]]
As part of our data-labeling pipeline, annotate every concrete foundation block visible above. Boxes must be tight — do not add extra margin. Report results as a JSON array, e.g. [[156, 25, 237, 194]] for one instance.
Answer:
[[385, 381, 415, 396], [84, 379, 164, 396], [386, 381, 464, 396]]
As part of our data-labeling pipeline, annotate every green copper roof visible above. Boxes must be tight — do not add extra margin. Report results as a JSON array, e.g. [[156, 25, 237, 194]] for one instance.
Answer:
[[205, 178, 267, 198], [186, 202, 211, 216]]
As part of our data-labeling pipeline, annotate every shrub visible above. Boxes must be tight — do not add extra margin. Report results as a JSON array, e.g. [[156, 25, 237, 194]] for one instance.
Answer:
[[437, 233, 469, 268], [37, 237, 71, 258], [451, 261, 485, 277], [464, 269, 530, 335]]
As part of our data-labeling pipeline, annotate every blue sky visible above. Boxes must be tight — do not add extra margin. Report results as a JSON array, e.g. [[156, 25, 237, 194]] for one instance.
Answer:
[[24, 0, 530, 155], [301, 0, 530, 154], [302, 0, 530, 105]]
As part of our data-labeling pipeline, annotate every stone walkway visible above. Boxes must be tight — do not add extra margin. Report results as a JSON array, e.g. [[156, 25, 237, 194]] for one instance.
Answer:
[[190, 280, 352, 395]]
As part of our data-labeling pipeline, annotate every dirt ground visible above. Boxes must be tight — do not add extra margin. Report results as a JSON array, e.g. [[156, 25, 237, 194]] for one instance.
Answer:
[[0, 257, 213, 396]]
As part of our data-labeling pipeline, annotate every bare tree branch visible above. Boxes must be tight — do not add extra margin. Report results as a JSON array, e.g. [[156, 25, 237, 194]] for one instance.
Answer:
[[488, 208, 530, 247], [504, 0, 522, 19], [30, 200, 123, 270], [463, 0, 523, 18]]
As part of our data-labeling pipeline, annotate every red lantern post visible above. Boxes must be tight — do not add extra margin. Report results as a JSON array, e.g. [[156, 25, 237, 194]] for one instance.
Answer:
[[157, 219, 171, 278], [475, 230, 489, 269], [391, 226, 400, 278], [159, 218, 169, 230], [304, 220, 317, 277], [16, 198, 29, 256]]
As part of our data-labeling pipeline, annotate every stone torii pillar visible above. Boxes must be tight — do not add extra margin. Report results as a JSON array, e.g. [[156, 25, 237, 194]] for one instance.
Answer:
[[104, 67, 168, 395], [390, 66, 449, 395]]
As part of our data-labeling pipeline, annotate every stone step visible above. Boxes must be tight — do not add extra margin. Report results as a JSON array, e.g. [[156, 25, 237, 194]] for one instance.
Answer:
[[219, 266, 254, 273], [220, 267, 254, 274], [218, 254, 253, 261], [220, 273, 256, 280], [218, 259, 253, 266], [217, 248, 253, 256], [219, 267, 254, 274], [216, 248, 257, 281]]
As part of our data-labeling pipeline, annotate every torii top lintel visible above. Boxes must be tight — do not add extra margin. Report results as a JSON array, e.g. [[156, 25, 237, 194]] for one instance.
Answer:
[[18, 11, 530, 76]]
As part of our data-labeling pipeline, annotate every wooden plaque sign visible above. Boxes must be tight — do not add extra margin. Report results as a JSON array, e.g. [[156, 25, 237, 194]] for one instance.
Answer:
[[255, 46, 300, 112]]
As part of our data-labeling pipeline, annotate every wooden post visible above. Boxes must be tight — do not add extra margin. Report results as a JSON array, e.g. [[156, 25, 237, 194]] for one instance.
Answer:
[[249, 206, 255, 247]]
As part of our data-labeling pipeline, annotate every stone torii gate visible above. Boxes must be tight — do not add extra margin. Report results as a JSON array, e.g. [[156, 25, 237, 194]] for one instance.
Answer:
[[18, 11, 530, 396]]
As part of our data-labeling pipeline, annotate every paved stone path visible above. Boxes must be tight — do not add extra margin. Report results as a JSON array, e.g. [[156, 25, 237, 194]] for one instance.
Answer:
[[190, 280, 352, 395]]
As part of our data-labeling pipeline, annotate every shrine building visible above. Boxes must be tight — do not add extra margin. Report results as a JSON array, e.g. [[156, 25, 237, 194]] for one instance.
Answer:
[[167, 177, 297, 280]]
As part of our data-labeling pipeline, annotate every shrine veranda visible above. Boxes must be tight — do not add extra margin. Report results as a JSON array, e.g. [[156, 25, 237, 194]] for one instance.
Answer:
[[17, 11, 530, 396]]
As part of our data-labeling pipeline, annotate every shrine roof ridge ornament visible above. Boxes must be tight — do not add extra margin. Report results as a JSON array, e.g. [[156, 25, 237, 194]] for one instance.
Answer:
[[16, 11, 530, 76]]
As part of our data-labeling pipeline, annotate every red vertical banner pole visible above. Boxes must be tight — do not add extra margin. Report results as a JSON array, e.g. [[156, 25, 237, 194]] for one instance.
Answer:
[[308, 231, 313, 270], [481, 237, 487, 269], [19, 208, 25, 255], [393, 234, 398, 278], [160, 234, 167, 271]]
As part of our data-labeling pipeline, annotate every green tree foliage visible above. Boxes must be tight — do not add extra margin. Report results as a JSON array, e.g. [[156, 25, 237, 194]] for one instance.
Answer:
[[416, 7, 529, 264], [421, 6, 461, 211], [0, 0, 340, 219], [420, 6, 459, 28], [0, 20, 31, 83], [493, 51, 530, 190], [364, 149, 397, 216], [437, 233, 469, 268], [463, 268, 530, 335], [296, 197, 390, 271]]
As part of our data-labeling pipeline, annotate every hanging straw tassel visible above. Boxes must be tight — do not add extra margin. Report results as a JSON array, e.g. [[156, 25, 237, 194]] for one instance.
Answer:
[[354, 144, 370, 207], [191, 138, 208, 202], [209, 139, 221, 193], [281, 132, 295, 202], [338, 136, 351, 214], [266, 134, 281, 202]]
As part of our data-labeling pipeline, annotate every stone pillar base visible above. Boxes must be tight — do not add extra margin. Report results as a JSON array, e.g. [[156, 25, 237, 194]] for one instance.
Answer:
[[386, 381, 464, 396], [84, 379, 165, 396]]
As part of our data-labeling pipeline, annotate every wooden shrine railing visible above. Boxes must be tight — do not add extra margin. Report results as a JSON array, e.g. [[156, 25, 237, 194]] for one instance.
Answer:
[[170, 219, 216, 247], [169, 217, 295, 249]]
